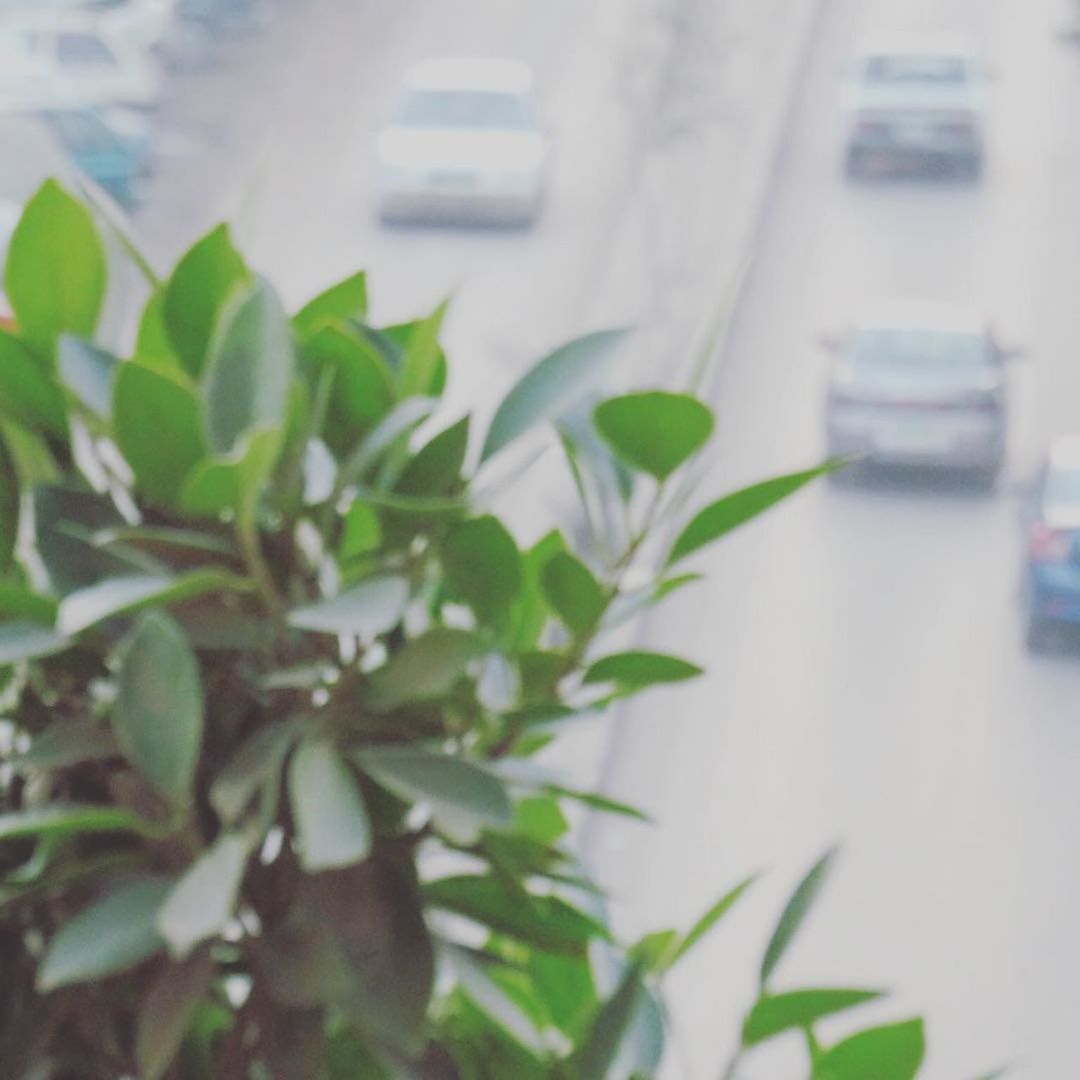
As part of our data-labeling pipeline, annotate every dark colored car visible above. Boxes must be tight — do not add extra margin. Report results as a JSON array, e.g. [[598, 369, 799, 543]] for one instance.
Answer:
[[1022, 438, 1080, 652]]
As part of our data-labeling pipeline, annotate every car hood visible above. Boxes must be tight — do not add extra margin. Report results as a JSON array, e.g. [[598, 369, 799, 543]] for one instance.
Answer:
[[831, 364, 1002, 402], [377, 126, 546, 171]]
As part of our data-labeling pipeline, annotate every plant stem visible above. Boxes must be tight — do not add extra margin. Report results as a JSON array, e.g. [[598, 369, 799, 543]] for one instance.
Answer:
[[237, 506, 283, 619]]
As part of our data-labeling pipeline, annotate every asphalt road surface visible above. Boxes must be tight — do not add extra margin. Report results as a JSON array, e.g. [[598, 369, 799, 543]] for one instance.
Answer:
[[583, 0, 1080, 1077]]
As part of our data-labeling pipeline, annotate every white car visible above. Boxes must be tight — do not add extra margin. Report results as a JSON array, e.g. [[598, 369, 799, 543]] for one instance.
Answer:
[[376, 57, 548, 227], [0, 13, 163, 113], [822, 299, 1017, 481], [843, 35, 987, 179]]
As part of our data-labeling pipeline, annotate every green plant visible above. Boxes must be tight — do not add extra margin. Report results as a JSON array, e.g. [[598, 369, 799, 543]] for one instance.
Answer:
[[0, 179, 938, 1079]]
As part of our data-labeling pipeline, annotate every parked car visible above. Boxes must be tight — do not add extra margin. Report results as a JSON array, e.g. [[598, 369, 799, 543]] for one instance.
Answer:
[[0, 13, 163, 113], [41, 104, 154, 209], [1021, 438, 1080, 651], [376, 57, 548, 227], [843, 34, 987, 179], [822, 300, 1016, 481]]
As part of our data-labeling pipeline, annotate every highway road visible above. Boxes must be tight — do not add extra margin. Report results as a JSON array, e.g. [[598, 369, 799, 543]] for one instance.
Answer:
[[583, 0, 1080, 1077], [131, 0, 1080, 1075]]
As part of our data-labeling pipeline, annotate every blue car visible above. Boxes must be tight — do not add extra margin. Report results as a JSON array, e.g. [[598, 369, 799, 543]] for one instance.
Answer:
[[1023, 436, 1080, 651], [40, 107, 154, 211]]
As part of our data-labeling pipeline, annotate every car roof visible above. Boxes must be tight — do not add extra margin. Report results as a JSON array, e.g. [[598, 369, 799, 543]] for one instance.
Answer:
[[1047, 437, 1080, 473], [854, 298, 987, 335], [853, 32, 978, 61], [403, 57, 534, 95]]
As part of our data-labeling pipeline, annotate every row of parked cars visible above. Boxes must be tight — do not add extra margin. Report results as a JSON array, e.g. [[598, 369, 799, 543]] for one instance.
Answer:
[[831, 32, 1075, 654]]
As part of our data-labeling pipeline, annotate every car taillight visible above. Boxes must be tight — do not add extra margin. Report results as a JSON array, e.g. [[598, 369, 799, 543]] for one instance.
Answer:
[[1030, 524, 1070, 563]]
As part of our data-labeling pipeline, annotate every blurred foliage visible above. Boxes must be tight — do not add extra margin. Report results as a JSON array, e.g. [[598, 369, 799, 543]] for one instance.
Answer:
[[0, 180, 955, 1079]]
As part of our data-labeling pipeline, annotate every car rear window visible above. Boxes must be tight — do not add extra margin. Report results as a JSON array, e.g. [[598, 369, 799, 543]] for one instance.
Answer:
[[851, 329, 992, 377], [397, 89, 531, 130], [864, 54, 968, 86]]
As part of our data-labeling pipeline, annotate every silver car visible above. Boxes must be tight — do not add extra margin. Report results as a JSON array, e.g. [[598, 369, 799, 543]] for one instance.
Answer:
[[376, 57, 548, 227], [823, 301, 1016, 481], [843, 35, 987, 179]]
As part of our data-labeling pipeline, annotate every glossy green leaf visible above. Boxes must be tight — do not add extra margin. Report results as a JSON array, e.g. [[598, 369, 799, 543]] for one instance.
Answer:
[[667, 462, 836, 567], [157, 833, 250, 958], [6, 179, 106, 354], [288, 740, 372, 872], [201, 279, 295, 456], [594, 392, 714, 481], [480, 328, 628, 462], [0, 582, 56, 624], [91, 525, 235, 560], [288, 576, 409, 638], [0, 804, 154, 841], [15, 720, 115, 771], [743, 988, 885, 1047], [336, 396, 437, 490], [0, 329, 68, 436], [210, 719, 296, 826], [669, 873, 757, 968], [179, 427, 281, 517], [57, 335, 117, 418], [37, 876, 170, 991], [338, 498, 382, 561], [441, 515, 522, 625], [163, 223, 250, 378], [396, 415, 469, 495], [294, 270, 368, 336], [541, 551, 606, 635], [58, 569, 245, 636], [366, 628, 484, 711], [136, 949, 214, 1080], [0, 433, 17, 574], [630, 929, 680, 972], [425, 875, 608, 955], [545, 786, 650, 823], [761, 848, 837, 988], [574, 962, 646, 1079], [112, 611, 204, 805], [399, 298, 449, 398], [583, 650, 702, 688], [0, 621, 69, 664], [113, 362, 206, 506], [811, 1018, 925, 1080], [303, 324, 395, 456], [356, 747, 513, 832], [507, 529, 565, 651]]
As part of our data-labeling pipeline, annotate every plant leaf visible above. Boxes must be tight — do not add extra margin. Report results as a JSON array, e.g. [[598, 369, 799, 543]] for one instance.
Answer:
[[136, 949, 214, 1080], [112, 611, 204, 806], [338, 498, 382, 561], [594, 392, 714, 481], [396, 415, 469, 496], [441, 515, 522, 626], [540, 551, 607, 635], [365, 628, 485, 711], [356, 747, 513, 833], [506, 529, 565, 652], [157, 833, 250, 958], [15, 720, 115, 771], [288, 741, 372, 872], [201, 279, 295, 457], [743, 988, 885, 1047], [0, 582, 56, 624], [574, 962, 646, 1079], [668, 873, 757, 968], [0, 329, 68, 436], [399, 298, 449, 398], [37, 876, 170, 991], [294, 271, 368, 336], [58, 335, 117, 418], [288, 576, 409, 638], [0, 433, 17, 574], [583, 650, 702, 688], [6, 179, 106, 355], [0, 621, 70, 664], [811, 1018, 925, 1080], [480, 328, 628, 462], [209, 719, 296, 826], [545, 786, 650, 823], [337, 396, 437, 490], [761, 847, 837, 988], [667, 462, 836, 567], [0, 804, 155, 842], [425, 874, 609, 955], [113, 361, 206, 506], [163, 223, 250, 378]]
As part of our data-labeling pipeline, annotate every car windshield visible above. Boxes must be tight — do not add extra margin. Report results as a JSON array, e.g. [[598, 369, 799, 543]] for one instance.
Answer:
[[1045, 464, 1080, 510], [850, 328, 992, 380], [864, 54, 968, 86], [397, 89, 531, 130]]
